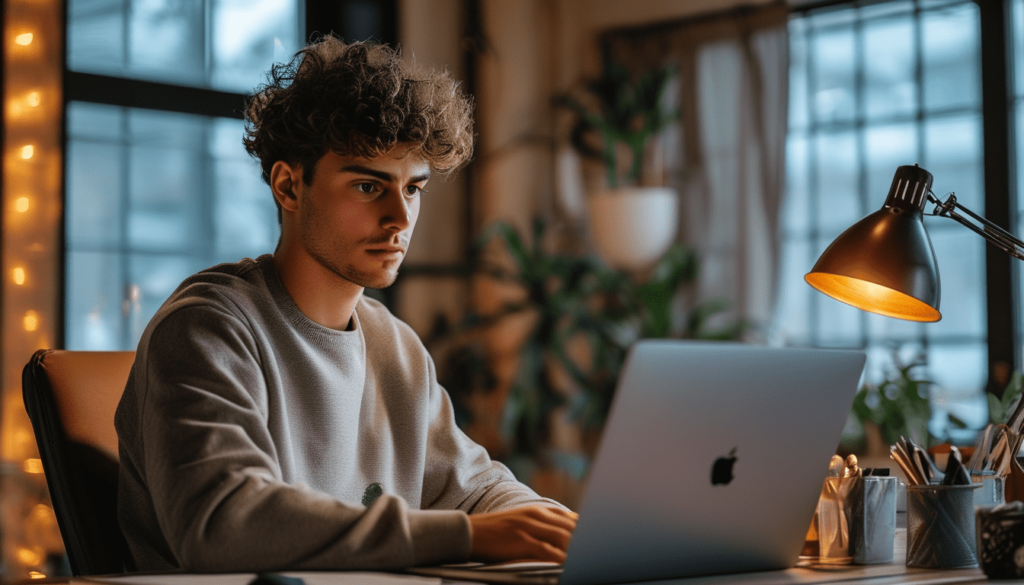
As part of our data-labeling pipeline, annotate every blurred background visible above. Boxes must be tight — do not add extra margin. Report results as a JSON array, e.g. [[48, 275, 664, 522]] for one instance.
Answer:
[[2, 0, 1024, 578]]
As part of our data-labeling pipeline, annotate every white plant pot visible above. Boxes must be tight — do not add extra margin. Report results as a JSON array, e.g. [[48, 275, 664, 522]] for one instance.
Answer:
[[587, 187, 679, 271]]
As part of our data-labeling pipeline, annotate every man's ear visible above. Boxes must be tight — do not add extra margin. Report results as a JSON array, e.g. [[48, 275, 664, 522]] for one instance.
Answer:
[[270, 160, 302, 214]]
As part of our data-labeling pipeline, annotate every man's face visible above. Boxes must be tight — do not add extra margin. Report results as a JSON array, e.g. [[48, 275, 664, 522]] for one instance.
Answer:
[[296, 146, 429, 290]]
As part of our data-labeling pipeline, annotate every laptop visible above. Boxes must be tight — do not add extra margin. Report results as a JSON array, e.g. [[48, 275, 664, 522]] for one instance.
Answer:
[[415, 341, 866, 585]]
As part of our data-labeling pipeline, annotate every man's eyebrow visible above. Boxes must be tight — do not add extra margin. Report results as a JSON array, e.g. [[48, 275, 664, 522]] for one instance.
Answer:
[[338, 164, 394, 182], [339, 164, 431, 183]]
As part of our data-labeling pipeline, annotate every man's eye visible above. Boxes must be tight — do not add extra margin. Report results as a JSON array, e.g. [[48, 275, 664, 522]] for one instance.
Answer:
[[406, 185, 426, 197], [356, 183, 377, 194]]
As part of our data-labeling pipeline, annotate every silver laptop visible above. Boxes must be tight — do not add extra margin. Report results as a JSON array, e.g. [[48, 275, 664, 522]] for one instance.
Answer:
[[415, 341, 866, 585], [560, 341, 865, 584]]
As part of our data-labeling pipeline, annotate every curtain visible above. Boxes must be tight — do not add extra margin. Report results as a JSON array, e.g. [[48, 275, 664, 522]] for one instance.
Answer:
[[602, 4, 789, 338]]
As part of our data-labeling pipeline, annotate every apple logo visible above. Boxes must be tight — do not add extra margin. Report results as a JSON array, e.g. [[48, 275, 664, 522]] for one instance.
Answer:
[[710, 448, 738, 485]]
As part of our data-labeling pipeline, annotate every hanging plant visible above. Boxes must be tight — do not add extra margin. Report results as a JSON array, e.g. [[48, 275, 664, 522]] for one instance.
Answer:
[[555, 61, 679, 188]]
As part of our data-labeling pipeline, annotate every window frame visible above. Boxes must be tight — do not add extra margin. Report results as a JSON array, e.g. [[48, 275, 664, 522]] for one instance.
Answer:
[[787, 0, 1019, 396], [59, 1, 411, 350]]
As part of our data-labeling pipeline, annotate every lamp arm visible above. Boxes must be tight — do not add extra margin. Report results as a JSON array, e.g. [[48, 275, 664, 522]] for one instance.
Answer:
[[926, 191, 1024, 261]]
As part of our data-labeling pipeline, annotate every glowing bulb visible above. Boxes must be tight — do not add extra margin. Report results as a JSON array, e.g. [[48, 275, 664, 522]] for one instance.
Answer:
[[15, 197, 30, 212], [27, 92, 40, 107], [29, 572, 46, 580], [22, 458, 43, 474], [20, 145, 34, 159], [16, 547, 42, 567], [31, 504, 52, 518], [15, 33, 34, 46], [12, 267, 25, 285], [23, 310, 39, 332]]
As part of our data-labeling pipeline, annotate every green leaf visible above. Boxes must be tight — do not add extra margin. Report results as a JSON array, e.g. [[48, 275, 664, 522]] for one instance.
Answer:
[[989, 392, 1004, 425]]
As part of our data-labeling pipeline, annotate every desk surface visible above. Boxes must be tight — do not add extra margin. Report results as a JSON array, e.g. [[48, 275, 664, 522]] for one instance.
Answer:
[[7, 566, 1002, 585], [9, 528, 1011, 585]]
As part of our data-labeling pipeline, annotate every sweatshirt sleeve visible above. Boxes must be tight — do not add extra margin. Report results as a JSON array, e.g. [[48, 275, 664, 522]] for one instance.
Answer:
[[126, 302, 471, 572], [417, 351, 568, 515]]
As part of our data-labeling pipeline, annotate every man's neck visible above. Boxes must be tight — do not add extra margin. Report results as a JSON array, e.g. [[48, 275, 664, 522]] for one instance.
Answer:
[[272, 244, 363, 331]]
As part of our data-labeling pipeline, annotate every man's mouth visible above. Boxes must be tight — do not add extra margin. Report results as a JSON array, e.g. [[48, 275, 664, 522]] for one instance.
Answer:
[[366, 247, 405, 257]]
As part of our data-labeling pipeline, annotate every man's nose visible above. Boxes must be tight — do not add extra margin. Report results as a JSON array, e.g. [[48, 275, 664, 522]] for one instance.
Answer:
[[380, 189, 411, 231]]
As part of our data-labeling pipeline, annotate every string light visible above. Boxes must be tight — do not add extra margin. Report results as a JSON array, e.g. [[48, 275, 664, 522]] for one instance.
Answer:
[[28, 572, 46, 580], [6, 0, 64, 562], [16, 547, 42, 567], [23, 310, 39, 332], [31, 504, 54, 520]]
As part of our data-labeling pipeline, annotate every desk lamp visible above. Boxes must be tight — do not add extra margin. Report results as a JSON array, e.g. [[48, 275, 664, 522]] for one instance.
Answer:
[[805, 164, 1024, 321]]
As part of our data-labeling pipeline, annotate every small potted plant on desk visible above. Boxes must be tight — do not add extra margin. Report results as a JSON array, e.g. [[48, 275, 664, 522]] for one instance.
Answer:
[[556, 61, 679, 273]]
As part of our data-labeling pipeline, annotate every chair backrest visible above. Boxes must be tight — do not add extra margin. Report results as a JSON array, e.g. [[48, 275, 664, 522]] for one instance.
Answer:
[[22, 349, 136, 576]]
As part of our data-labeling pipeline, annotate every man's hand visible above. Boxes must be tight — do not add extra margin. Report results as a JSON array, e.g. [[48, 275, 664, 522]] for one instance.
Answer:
[[468, 505, 578, 563]]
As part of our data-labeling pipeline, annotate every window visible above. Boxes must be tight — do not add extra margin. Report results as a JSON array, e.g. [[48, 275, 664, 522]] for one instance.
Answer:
[[67, 0, 298, 93], [776, 0, 991, 433], [64, 0, 301, 350]]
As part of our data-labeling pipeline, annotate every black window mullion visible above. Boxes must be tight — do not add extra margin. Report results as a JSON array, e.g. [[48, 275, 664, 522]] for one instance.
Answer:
[[119, 107, 132, 349], [121, 0, 130, 70], [199, 121, 216, 266], [65, 72, 247, 120], [855, 5, 870, 348], [912, 0, 930, 358], [807, 17, 822, 346], [204, 0, 213, 88], [977, 0, 1019, 393]]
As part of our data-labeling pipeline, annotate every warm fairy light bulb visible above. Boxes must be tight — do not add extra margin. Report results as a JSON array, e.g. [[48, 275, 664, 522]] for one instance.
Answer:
[[15, 33, 34, 46], [16, 547, 42, 567], [22, 459, 43, 474], [20, 145, 35, 159], [15, 197, 30, 212], [28, 572, 46, 580], [27, 92, 40, 107], [12, 267, 26, 285], [23, 310, 39, 332]]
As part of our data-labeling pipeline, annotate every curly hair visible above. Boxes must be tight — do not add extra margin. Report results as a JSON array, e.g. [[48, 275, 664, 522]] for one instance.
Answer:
[[243, 36, 474, 193]]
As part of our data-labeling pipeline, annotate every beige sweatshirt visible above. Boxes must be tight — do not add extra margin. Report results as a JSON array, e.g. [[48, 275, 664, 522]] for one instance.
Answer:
[[115, 255, 559, 572]]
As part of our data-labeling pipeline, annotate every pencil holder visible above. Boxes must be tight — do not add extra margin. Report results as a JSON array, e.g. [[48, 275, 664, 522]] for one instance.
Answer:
[[906, 484, 981, 568], [971, 472, 1005, 509], [844, 476, 897, 564]]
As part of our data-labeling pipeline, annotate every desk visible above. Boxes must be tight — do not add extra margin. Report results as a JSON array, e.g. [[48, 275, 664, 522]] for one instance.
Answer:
[[10, 529, 1009, 585]]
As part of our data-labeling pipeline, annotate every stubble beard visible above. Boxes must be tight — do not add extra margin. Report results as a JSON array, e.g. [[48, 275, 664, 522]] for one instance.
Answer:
[[315, 251, 399, 290], [303, 226, 401, 291], [300, 198, 405, 290]]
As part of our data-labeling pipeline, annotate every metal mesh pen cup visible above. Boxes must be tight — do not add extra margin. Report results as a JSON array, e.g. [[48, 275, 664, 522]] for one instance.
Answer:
[[906, 484, 982, 569]]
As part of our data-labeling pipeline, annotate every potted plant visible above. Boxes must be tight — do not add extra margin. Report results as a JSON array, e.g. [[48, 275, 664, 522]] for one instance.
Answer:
[[556, 62, 680, 271]]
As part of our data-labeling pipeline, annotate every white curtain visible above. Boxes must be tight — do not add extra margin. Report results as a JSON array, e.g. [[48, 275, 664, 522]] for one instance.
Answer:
[[604, 5, 789, 337]]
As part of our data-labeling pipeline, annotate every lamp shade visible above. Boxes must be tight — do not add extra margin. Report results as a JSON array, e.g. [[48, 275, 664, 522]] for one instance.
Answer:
[[805, 165, 941, 322]]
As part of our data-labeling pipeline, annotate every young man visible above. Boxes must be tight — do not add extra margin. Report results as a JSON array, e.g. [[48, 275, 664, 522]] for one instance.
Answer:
[[115, 37, 576, 573]]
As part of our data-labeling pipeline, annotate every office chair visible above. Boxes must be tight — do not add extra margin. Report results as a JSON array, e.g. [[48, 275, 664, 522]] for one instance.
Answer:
[[22, 349, 135, 576]]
